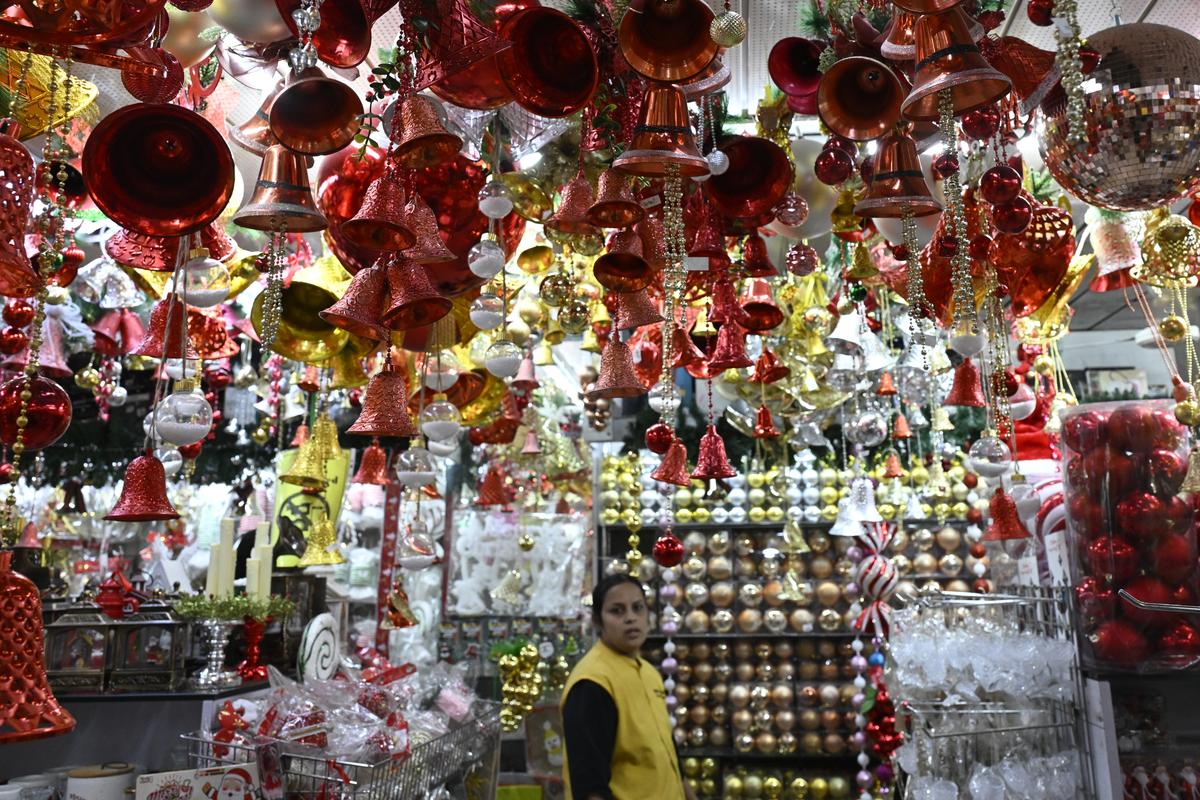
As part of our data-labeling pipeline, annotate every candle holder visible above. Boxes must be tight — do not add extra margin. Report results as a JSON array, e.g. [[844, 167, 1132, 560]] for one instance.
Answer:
[[236, 616, 270, 682], [193, 619, 242, 690]]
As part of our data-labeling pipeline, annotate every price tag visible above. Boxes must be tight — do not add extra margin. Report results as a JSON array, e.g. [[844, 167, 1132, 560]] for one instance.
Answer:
[[1016, 551, 1039, 586], [639, 195, 662, 209], [685, 256, 709, 272]]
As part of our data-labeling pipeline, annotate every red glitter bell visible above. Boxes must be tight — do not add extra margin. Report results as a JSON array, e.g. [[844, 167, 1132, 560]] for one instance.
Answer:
[[707, 321, 754, 373], [588, 337, 646, 399], [672, 325, 707, 368], [105, 451, 181, 522], [92, 308, 145, 356], [944, 358, 986, 407], [708, 275, 749, 327], [752, 404, 779, 439], [614, 288, 664, 331], [893, 413, 913, 439], [383, 257, 452, 331], [477, 463, 511, 507], [342, 173, 417, 251], [883, 451, 904, 478], [0, 550, 75, 742], [320, 259, 390, 341], [877, 371, 898, 396], [692, 424, 737, 480], [352, 440, 391, 485], [132, 295, 197, 359], [688, 207, 727, 259], [348, 362, 417, 437], [749, 348, 790, 384], [983, 488, 1031, 541], [741, 233, 776, 277], [651, 439, 691, 486], [291, 423, 310, 447]]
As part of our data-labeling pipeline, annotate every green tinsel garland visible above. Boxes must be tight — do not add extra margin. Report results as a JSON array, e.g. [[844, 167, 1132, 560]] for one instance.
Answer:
[[174, 594, 295, 622]]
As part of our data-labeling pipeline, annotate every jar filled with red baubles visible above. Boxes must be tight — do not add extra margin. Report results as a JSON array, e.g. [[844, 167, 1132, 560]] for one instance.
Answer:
[[1062, 400, 1200, 671]]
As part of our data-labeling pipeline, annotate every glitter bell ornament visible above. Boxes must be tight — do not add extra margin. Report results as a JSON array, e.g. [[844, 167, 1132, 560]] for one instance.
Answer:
[[587, 169, 644, 229], [753, 405, 779, 439], [893, 413, 912, 439], [477, 464, 510, 506], [401, 195, 457, 264], [692, 424, 737, 480], [352, 441, 391, 485], [297, 515, 346, 567], [383, 258, 451, 331], [349, 363, 417, 438], [707, 321, 753, 373], [846, 477, 882, 522], [944, 358, 986, 407], [342, 174, 417, 251], [105, 451, 181, 521], [749, 348, 789, 384], [614, 289, 663, 331], [652, 439, 691, 486], [588, 337, 644, 399], [133, 295, 197, 359], [545, 171, 599, 237], [389, 95, 463, 168], [983, 488, 1031, 543]]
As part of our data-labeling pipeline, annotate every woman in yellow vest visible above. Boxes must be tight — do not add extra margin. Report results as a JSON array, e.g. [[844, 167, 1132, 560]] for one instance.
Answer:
[[560, 574, 695, 800]]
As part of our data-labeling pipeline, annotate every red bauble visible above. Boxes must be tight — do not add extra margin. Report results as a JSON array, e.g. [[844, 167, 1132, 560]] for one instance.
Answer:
[[1026, 0, 1054, 25], [890, 242, 910, 261], [992, 197, 1033, 234], [0, 327, 26, 355], [1121, 575, 1175, 628], [1079, 45, 1100, 74], [1163, 494, 1194, 535], [963, 473, 978, 489], [814, 148, 854, 186], [824, 135, 857, 157], [1090, 620, 1149, 666], [932, 152, 959, 179], [1108, 404, 1158, 453], [966, 507, 983, 524], [1067, 491, 1106, 538], [645, 422, 675, 455], [652, 533, 685, 568], [935, 234, 958, 257], [961, 106, 1001, 141], [1158, 622, 1200, 659], [1086, 537, 1138, 585], [1151, 407, 1186, 450], [858, 158, 874, 184], [178, 441, 203, 460], [1153, 533, 1196, 586], [1075, 575, 1116, 619], [1116, 491, 1166, 542], [1147, 448, 1188, 496], [1062, 410, 1107, 454], [968, 233, 993, 260], [1173, 583, 1197, 607], [0, 376, 71, 450], [979, 165, 1022, 205], [2, 300, 34, 329]]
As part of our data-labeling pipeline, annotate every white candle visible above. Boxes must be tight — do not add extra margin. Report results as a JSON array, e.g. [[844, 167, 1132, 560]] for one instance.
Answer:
[[255, 544, 274, 600], [255, 521, 271, 549], [205, 545, 221, 597], [245, 557, 260, 599], [218, 518, 236, 598]]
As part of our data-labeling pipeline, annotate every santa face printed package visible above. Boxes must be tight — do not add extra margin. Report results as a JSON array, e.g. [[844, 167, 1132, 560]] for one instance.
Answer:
[[135, 764, 261, 800]]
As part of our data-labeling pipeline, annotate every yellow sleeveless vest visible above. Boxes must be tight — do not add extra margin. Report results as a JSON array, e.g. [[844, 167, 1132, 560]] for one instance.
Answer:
[[560, 642, 685, 800]]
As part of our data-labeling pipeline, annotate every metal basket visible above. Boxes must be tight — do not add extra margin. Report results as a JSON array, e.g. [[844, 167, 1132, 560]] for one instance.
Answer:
[[182, 701, 501, 800]]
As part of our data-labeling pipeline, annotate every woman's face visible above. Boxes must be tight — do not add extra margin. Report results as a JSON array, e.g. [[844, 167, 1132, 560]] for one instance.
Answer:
[[597, 581, 649, 655]]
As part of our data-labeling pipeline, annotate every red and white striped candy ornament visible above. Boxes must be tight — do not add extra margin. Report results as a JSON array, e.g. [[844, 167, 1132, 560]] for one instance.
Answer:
[[854, 553, 898, 638]]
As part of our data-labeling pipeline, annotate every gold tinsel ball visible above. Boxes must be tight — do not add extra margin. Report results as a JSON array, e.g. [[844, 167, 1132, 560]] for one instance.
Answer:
[[251, 427, 271, 444], [1161, 313, 1189, 342], [540, 273, 574, 307], [1033, 354, 1055, 376], [1176, 398, 1200, 426], [709, 8, 747, 47], [518, 534, 535, 551], [626, 548, 643, 565], [75, 367, 102, 389], [557, 300, 591, 334]]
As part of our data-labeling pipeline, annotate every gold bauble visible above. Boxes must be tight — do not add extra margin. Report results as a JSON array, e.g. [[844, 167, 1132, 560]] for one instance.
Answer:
[[1160, 313, 1189, 342], [675, 488, 693, 507], [725, 776, 745, 798], [557, 300, 591, 334], [540, 273, 574, 307], [617, 471, 636, 490], [709, 8, 747, 47], [1033, 354, 1055, 376], [763, 776, 783, 800], [819, 468, 838, 486], [747, 471, 766, 488], [600, 507, 620, 525], [692, 506, 711, 523], [910, 465, 929, 485], [748, 488, 767, 506], [518, 534, 535, 551], [626, 549, 643, 564], [74, 368, 101, 389], [879, 502, 896, 520], [809, 778, 828, 800], [788, 777, 809, 800], [676, 508, 693, 523], [820, 504, 838, 521], [947, 465, 965, 482], [766, 505, 784, 522], [619, 508, 640, 527], [251, 426, 270, 444], [748, 506, 766, 523], [515, 298, 544, 326], [1176, 399, 1200, 426], [818, 486, 838, 505]]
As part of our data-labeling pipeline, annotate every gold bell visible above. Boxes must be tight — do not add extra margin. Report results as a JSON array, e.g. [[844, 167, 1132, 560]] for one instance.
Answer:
[[581, 328, 602, 353], [310, 412, 344, 463], [279, 439, 330, 490], [297, 512, 346, 567], [931, 406, 955, 432]]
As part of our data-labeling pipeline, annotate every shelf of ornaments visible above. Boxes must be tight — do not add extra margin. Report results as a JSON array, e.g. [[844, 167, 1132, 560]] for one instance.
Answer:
[[677, 747, 861, 761]]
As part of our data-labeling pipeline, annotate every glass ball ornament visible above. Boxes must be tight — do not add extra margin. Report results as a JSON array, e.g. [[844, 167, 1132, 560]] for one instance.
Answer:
[[420, 395, 463, 441], [153, 379, 212, 446], [0, 375, 72, 450], [423, 353, 460, 392], [108, 386, 128, 407], [468, 238, 505, 279], [469, 293, 504, 330], [540, 272, 574, 307], [949, 319, 986, 357], [706, 149, 730, 175], [786, 243, 819, 277], [485, 339, 523, 377], [477, 180, 513, 220], [396, 446, 437, 487], [648, 382, 681, 416], [557, 299, 591, 334], [181, 248, 232, 308], [156, 446, 183, 478], [428, 435, 460, 458], [709, 8, 746, 47], [774, 192, 809, 226], [967, 435, 1012, 477], [844, 410, 887, 447]]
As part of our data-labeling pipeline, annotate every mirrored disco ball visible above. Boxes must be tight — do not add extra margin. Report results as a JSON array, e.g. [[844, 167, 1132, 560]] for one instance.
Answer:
[[1039, 23, 1200, 211]]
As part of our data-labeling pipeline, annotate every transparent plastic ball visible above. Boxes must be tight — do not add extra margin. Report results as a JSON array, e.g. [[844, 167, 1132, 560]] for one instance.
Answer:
[[154, 380, 212, 446], [396, 446, 437, 487], [469, 293, 504, 330], [478, 181, 513, 220], [485, 339, 523, 378], [163, 358, 200, 380], [181, 250, 231, 308], [156, 446, 183, 478], [648, 382, 682, 415], [108, 386, 128, 407], [468, 238, 505, 279], [967, 436, 1012, 477], [844, 410, 887, 447], [423, 355, 460, 392], [420, 396, 463, 442]]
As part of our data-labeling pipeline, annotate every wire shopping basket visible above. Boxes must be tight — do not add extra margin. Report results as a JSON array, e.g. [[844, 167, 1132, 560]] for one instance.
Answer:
[[182, 701, 501, 800]]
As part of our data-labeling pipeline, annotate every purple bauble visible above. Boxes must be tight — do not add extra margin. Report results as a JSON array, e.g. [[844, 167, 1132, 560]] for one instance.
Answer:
[[876, 763, 895, 782], [844, 583, 861, 603], [850, 731, 866, 749], [852, 693, 865, 707], [850, 655, 868, 673], [661, 657, 678, 674], [846, 545, 864, 563], [660, 584, 678, 602], [662, 620, 678, 635], [857, 771, 873, 788], [666, 695, 677, 710]]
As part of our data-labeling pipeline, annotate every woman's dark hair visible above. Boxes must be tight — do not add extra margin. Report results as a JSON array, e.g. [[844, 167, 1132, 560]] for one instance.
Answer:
[[591, 574, 645, 623]]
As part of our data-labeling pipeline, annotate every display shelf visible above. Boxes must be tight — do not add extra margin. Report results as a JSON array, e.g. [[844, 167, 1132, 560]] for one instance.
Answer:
[[646, 631, 859, 640], [678, 747, 859, 761], [56, 681, 267, 702]]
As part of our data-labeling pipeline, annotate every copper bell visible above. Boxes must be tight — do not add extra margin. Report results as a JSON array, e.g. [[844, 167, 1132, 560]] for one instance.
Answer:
[[352, 440, 392, 485], [594, 229, 653, 292], [546, 171, 599, 237], [741, 233, 775, 277], [269, 68, 364, 155], [587, 169, 645, 229], [477, 463, 510, 507], [768, 37, 823, 98], [291, 423, 310, 447], [349, 361, 417, 438], [234, 144, 329, 233], [892, 0, 961, 13], [227, 81, 282, 155], [880, 10, 918, 61], [877, 371, 898, 396], [944, 357, 986, 407], [587, 336, 645, 399], [901, 7, 1012, 121], [520, 429, 541, 455], [618, 0, 718, 82], [383, 257, 453, 331], [752, 404, 779, 439], [320, 259, 390, 341], [749, 348, 789, 384], [680, 56, 731, 99], [740, 280, 784, 333], [497, 7, 599, 118], [893, 412, 913, 439], [401, 193, 457, 264], [651, 439, 691, 486], [854, 127, 942, 219], [82, 103, 234, 237], [342, 173, 417, 250], [707, 321, 754, 372], [615, 288, 663, 331], [613, 82, 709, 178], [389, 95, 464, 167], [691, 424, 737, 480], [133, 294, 196, 359], [105, 451, 180, 521], [883, 451, 904, 478], [817, 57, 906, 142], [705, 136, 792, 221]]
